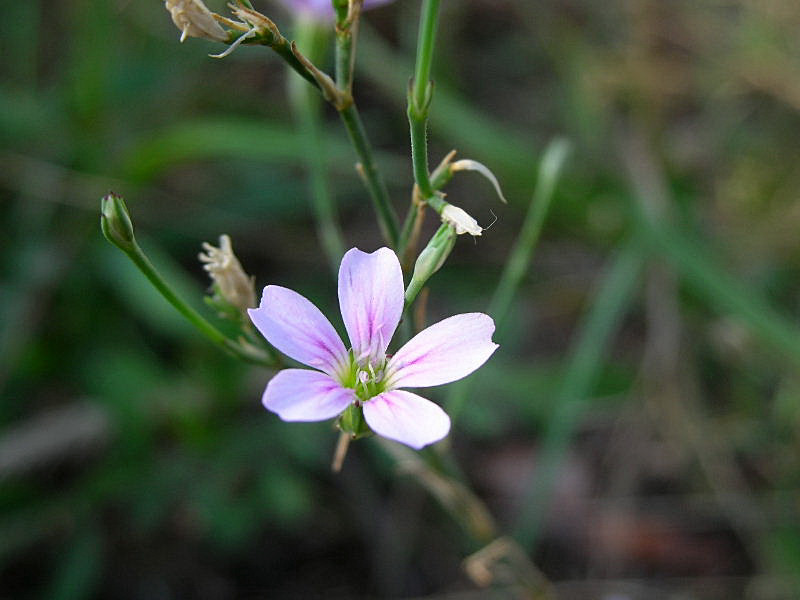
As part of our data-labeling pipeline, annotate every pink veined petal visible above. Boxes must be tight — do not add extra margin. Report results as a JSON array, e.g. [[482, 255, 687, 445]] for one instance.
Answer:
[[281, 0, 395, 20], [362, 390, 451, 449], [262, 369, 355, 422], [386, 313, 499, 389], [249, 285, 347, 376], [338, 247, 404, 363]]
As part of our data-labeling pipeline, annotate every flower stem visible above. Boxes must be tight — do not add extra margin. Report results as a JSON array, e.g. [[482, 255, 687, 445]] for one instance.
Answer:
[[290, 18, 346, 273], [412, 0, 440, 113], [329, 1, 399, 247], [407, 0, 441, 200], [333, 0, 361, 95], [116, 239, 276, 367], [338, 103, 399, 246]]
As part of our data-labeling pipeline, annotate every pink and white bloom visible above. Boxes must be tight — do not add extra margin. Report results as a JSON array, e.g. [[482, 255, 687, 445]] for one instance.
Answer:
[[248, 247, 498, 449]]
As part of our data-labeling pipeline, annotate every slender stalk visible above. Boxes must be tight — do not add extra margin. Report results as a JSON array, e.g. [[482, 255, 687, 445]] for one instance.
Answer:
[[338, 103, 399, 245], [412, 0, 441, 112], [327, 0, 398, 246], [270, 38, 321, 89], [408, 115, 433, 197], [124, 241, 276, 366], [375, 439, 554, 595], [290, 18, 345, 273], [333, 0, 361, 95], [407, 0, 441, 199]]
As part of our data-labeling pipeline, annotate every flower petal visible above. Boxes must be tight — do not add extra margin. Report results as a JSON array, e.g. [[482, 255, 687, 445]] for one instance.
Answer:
[[281, 0, 395, 21], [338, 247, 404, 363], [387, 313, 498, 388], [248, 285, 347, 375], [363, 390, 450, 449], [262, 369, 354, 422]]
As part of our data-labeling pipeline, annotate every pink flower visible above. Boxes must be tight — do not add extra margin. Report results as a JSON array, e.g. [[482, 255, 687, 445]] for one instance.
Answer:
[[280, 0, 395, 21], [248, 248, 498, 449]]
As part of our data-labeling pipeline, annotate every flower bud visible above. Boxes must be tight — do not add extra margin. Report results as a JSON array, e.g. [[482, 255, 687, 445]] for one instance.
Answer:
[[165, 0, 228, 43], [199, 234, 257, 319], [441, 204, 482, 236], [405, 224, 457, 305], [100, 193, 136, 252]]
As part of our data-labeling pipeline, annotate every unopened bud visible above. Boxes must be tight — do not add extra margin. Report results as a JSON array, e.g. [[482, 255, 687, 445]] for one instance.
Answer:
[[405, 224, 457, 305], [165, 0, 228, 43], [441, 204, 482, 236], [199, 234, 257, 319], [100, 193, 136, 252]]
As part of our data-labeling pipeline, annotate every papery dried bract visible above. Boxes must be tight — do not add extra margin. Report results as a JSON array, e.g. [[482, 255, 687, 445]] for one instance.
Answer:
[[199, 235, 257, 317], [165, 0, 228, 42]]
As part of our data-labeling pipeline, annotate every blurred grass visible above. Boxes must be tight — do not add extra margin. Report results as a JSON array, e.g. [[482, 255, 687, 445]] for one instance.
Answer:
[[3, 0, 800, 598]]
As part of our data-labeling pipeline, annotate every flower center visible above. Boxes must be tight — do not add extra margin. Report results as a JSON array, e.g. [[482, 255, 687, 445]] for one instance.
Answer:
[[339, 350, 388, 402]]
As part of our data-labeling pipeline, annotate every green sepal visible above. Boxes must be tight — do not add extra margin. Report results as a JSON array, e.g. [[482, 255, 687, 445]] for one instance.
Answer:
[[337, 404, 372, 440], [405, 223, 456, 305]]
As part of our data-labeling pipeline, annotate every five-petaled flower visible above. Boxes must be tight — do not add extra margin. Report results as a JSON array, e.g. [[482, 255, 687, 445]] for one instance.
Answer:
[[248, 247, 498, 449]]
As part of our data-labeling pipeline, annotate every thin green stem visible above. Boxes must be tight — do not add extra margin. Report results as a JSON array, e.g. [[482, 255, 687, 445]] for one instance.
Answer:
[[408, 113, 433, 197], [338, 103, 399, 246], [407, 0, 441, 201], [513, 239, 646, 550], [273, 40, 321, 89], [246, 32, 321, 90], [335, 29, 353, 92], [412, 0, 441, 112], [327, 1, 398, 247], [397, 199, 419, 259], [124, 242, 276, 367], [333, 0, 362, 94], [290, 18, 345, 273]]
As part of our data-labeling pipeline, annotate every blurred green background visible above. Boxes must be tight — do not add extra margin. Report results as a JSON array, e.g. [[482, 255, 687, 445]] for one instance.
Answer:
[[3, 0, 800, 598]]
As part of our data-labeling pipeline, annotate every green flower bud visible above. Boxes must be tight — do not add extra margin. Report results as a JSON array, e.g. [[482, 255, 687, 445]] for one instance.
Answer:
[[405, 223, 457, 305], [100, 193, 136, 252]]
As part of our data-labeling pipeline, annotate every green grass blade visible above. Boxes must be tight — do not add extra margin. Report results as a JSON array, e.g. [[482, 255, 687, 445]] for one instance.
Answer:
[[513, 239, 646, 550]]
